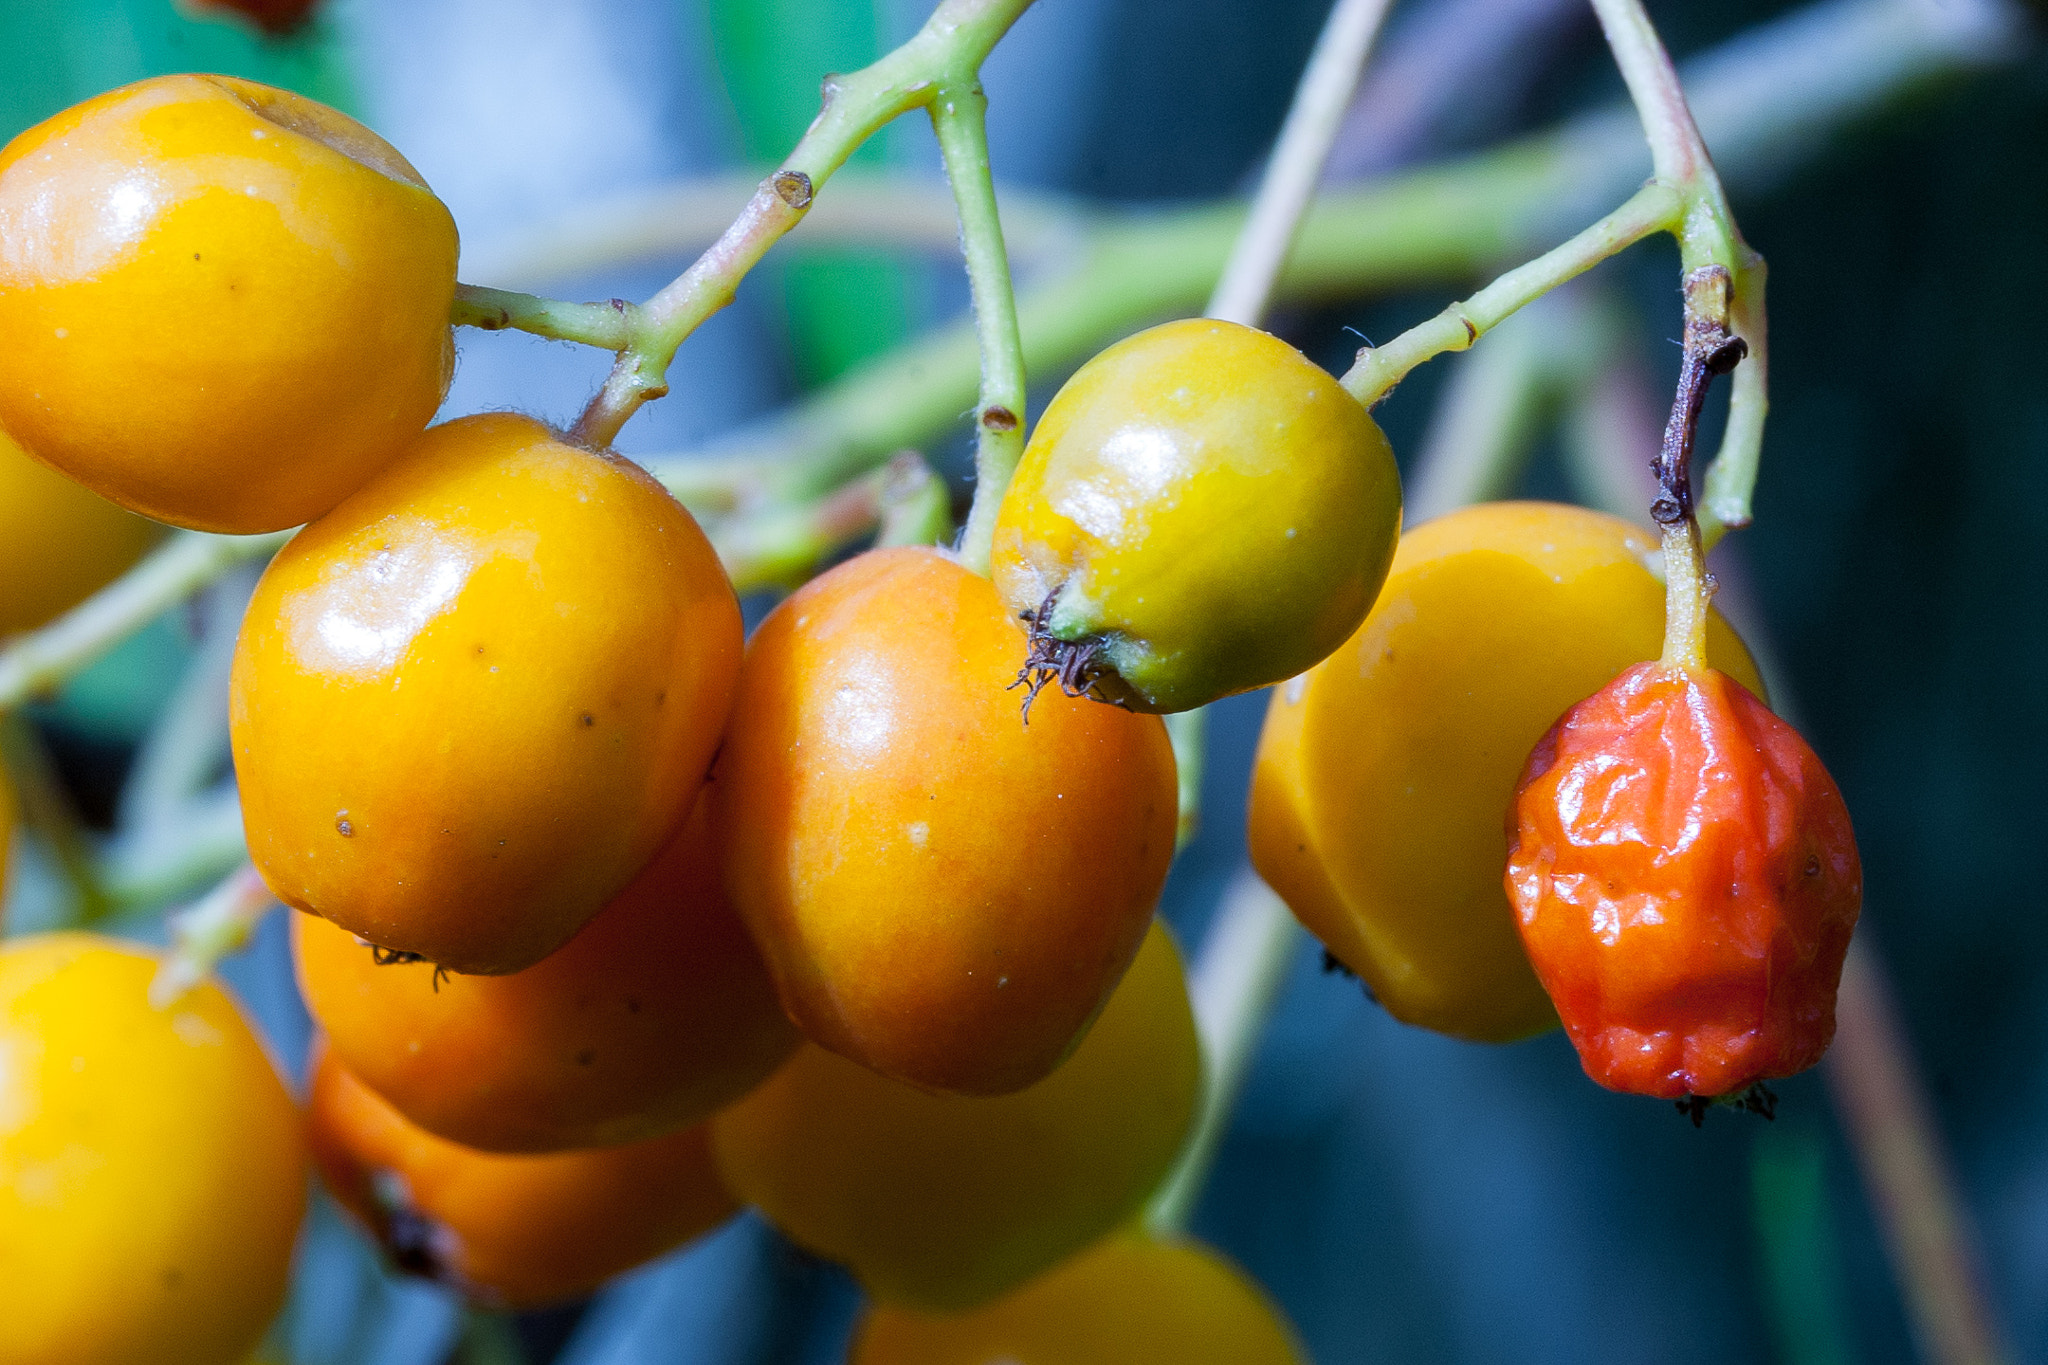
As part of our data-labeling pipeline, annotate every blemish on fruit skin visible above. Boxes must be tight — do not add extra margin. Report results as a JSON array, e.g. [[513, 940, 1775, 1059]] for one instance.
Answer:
[[336, 814, 355, 837], [906, 821, 929, 848]]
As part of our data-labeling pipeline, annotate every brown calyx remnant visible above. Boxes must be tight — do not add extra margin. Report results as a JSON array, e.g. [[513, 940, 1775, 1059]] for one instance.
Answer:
[[1007, 592, 1121, 723], [362, 939, 452, 991]]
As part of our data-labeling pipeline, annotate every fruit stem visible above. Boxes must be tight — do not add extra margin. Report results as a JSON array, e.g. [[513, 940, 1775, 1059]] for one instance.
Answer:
[[1588, 0, 1770, 547], [1338, 180, 1681, 407], [0, 714, 112, 925], [935, 79, 1028, 577], [451, 284, 638, 350], [567, 0, 1038, 450], [706, 451, 949, 592], [1206, 0, 1395, 327], [149, 863, 275, 1007], [1654, 266, 1748, 672]]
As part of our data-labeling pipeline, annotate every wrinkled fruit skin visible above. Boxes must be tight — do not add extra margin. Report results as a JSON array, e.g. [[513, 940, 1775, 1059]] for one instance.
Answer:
[[710, 546, 1176, 1095], [1250, 502, 1764, 1043], [308, 1048, 737, 1310], [295, 800, 798, 1153], [852, 1233, 1305, 1365], [991, 318, 1401, 713], [0, 427, 159, 636], [712, 921, 1202, 1311], [0, 934, 307, 1365], [0, 75, 456, 533], [1506, 663, 1863, 1098], [233, 412, 742, 974]]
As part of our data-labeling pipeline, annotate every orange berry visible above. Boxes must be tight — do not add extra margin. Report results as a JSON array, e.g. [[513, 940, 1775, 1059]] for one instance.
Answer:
[[710, 545, 1176, 1094], [308, 1047, 736, 1310], [0, 427, 159, 637], [232, 412, 742, 974], [713, 920, 1201, 1310], [852, 1233, 1305, 1365], [0, 75, 457, 533], [0, 933, 306, 1365], [295, 798, 798, 1153], [1507, 663, 1862, 1099]]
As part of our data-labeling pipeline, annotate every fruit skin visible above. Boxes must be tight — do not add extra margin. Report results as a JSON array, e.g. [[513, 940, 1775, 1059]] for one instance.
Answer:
[[232, 412, 742, 974], [1249, 502, 1765, 1043], [709, 545, 1176, 1095], [0, 933, 307, 1365], [0, 427, 159, 636], [990, 318, 1401, 713], [308, 1047, 736, 1309], [1506, 663, 1863, 1098], [852, 1233, 1305, 1365], [0, 74, 456, 534], [713, 920, 1201, 1311], [294, 798, 799, 1153]]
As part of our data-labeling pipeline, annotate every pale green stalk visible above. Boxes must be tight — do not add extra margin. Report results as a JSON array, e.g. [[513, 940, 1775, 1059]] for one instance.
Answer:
[[568, 0, 1037, 447], [933, 79, 1028, 576]]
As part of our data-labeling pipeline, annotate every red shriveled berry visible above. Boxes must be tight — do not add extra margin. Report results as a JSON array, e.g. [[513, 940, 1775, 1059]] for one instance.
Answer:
[[1505, 662, 1862, 1100]]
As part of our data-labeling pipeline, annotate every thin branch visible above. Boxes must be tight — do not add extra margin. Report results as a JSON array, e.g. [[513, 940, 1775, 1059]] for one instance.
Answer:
[[0, 530, 290, 713], [569, 0, 1038, 448], [935, 80, 1029, 576], [150, 863, 275, 1007], [1208, 0, 1396, 325], [1339, 181, 1680, 406]]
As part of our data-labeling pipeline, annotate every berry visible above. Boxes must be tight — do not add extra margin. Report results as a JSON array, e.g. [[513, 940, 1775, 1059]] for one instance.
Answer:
[[295, 798, 798, 1152], [1506, 663, 1862, 1098], [0, 933, 305, 1365], [232, 412, 742, 974], [852, 1233, 1305, 1364], [308, 1047, 736, 1309], [0, 428, 159, 636], [712, 921, 1201, 1310], [0, 75, 456, 532], [991, 319, 1400, 713], [710, 545, 1175, 1094]]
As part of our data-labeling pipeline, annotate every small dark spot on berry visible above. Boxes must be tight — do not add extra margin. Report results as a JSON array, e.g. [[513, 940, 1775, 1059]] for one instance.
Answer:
[[576, 1049, 595, 1066], [580, 712, 595, 727], [336, 815, 354, 837], [626, 997, 641, 1014], [162, 1267, 182, 1290], [1805, 855, 1822, 877], [192, 252, 201, 261]]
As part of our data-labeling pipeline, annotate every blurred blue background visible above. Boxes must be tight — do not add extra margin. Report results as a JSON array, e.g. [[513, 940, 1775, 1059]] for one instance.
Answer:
[[3, 0, 2046, 1361]]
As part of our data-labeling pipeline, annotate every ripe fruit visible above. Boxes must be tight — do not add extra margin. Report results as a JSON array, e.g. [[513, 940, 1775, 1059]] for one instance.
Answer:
[[232, 412, 742, 974], [0, 933, 306, 1365], [1507, 663, 1862, 1099], [852, 1233, 1305, 1365], [295, 799, 798, 1153], [1249, 502, 1764, 1043], [709, 545, 1176, 1094], [308, 1047, 736, 1309], [0, 428, 159, 636], [0, 75, 456, 533], [712, 920, 1201, 1310], [990, 318, 1401, 713]]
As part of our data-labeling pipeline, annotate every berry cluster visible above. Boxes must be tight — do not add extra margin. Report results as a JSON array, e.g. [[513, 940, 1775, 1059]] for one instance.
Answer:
[[0, 54, 1860, 1365]]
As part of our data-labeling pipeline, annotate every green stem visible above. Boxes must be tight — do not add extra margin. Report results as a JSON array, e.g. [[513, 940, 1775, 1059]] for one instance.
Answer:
[[149, 863, 275, 1007], [1339, 181, 1680, 407], [701, 451, 947, 593], [0, 714, 111, 926], [934, 79, 1028, 576], [1206, 0, 1394, 325], [569, 0, 1037, 448], [451, 284, 637, 349]]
